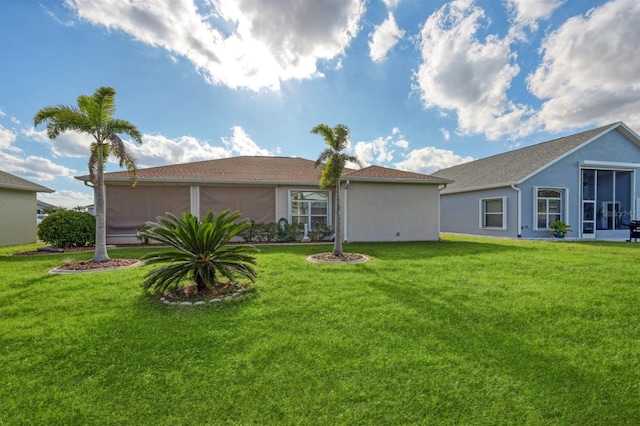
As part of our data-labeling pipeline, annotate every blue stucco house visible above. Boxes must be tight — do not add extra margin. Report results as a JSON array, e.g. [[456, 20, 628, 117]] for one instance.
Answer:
[[434, 122, 640, 239]]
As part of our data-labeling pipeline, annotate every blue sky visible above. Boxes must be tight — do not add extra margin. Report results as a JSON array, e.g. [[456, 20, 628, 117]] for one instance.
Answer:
[[1, 0, 639, 208]]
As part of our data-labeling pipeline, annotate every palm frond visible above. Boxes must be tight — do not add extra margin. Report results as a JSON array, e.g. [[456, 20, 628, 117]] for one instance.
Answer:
[[139, 211, 258, 293]]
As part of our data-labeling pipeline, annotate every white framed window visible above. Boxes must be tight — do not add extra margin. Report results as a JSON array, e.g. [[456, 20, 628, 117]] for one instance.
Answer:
[[288, 190, 330, 229], [480, 197, 507, 229], [535, 188, 564, 230]]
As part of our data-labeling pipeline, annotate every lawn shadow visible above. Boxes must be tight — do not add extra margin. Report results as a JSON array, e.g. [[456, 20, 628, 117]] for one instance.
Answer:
[[368, 274, 637, 422]]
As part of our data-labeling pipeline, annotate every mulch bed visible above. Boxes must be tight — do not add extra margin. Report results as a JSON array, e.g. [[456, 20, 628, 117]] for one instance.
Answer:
[[13, 245, 143, 271], [57, 258, 141, 271], [307, 252, 369, 263]]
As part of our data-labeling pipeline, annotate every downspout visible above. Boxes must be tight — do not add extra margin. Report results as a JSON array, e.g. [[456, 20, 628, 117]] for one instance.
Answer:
[[343, 179, 349, 242], [511, 184, 522, 238]]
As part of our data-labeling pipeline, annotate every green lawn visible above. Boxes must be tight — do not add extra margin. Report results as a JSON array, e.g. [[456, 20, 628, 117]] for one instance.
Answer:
[[1, 236, 639, 425]]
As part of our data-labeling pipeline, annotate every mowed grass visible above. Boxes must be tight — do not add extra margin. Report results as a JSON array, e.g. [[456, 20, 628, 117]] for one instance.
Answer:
[[1, 236, 639, 425]]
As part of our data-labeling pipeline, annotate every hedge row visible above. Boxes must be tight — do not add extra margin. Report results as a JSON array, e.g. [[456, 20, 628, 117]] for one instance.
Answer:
[[238, 222, 333, 243]]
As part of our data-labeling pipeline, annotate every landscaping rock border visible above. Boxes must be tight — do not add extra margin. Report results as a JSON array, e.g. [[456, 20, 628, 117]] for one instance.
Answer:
[[159, 288, 250, 306]]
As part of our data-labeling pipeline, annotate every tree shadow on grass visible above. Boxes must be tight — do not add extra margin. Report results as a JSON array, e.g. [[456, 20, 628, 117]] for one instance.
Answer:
[[368, 275, 638, 423]]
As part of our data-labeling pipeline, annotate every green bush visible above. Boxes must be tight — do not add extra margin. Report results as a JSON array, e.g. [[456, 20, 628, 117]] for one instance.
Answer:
[[239, 221, 305, 243], [37, 210, 96, 248], [278, 223, 305, 242], [239, 221, 258, 242], [308, 223, 333, 241]]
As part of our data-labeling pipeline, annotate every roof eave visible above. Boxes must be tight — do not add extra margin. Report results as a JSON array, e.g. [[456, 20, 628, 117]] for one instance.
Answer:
[[441, 182, 517, 195], [343, 176, 453, 184], [2, 183, 54, 193], [91, 177, 322, 186]]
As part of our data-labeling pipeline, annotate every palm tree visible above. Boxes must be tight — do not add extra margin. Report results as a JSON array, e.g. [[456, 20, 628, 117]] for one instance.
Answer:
[[34, 87, 142, 263], [311, 123, 362, 256], [138, 210, 258, 294]]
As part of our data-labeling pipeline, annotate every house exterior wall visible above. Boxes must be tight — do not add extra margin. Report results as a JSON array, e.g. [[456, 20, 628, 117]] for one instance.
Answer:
[[519, 128, 640, 239], [441, 128, 640, 239], [440, 187, 519, 238], [344, 182, 441, 242], [0, 188, 37, 246]]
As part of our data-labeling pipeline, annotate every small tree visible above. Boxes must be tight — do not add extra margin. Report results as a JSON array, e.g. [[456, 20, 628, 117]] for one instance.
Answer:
[[34, 87, 142, 263], [139, 210, 258, 294], [312, 124, 362, 256]]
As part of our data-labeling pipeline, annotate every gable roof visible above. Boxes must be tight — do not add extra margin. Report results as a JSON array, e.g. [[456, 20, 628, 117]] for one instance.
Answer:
[[82, 156, 448, 185], [0, 170, 54, 193], [344, 165, 452, 184], [434, 122, 636, 194]]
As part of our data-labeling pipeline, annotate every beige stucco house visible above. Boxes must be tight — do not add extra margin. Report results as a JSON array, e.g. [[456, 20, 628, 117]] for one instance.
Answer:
[[0, 170, 54, 247], [77, 156, 452, 244]]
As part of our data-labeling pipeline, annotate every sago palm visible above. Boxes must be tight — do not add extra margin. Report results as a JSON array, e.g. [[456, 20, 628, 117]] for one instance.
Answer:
[[312, 123, 362, 256], [139, 210, 258, 294], [34, 87, 142, 262]]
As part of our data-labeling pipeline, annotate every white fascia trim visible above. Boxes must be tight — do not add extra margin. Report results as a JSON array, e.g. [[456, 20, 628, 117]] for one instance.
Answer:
[[443, 182, 516, 195], [580, 160, 640, 169]]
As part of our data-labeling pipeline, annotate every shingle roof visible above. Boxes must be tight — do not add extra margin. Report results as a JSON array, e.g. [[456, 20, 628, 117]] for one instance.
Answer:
[[344, 165, 452, 183], [434, 122, 626, 193], [88, 156, 326, 184], [87, 156, 446, 185], [0, 170, 54, 193]]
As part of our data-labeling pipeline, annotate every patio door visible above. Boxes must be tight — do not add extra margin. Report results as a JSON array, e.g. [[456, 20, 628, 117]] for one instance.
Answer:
[[581, 168, 633, 238]]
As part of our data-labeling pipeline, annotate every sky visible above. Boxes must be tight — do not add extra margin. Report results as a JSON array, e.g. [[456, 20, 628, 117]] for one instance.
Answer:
[[1, 0, 639, 208]]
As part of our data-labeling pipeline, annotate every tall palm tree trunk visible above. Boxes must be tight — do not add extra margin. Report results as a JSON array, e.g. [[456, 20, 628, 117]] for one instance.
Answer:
[[333, 180, 344, 256], [92, 157, 110, 263]]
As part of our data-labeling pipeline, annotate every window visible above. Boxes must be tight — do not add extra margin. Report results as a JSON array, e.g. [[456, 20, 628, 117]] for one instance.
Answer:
[[289, 191, 330, 229], [480, 197, 506, 229], [536, 188, 563, 230]]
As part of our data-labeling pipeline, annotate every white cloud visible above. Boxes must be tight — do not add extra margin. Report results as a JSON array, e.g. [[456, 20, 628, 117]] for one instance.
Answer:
[[506, 0, 563, 30], [394, 146, 473, 174], [123, 134, 231, 168], [440, 128, 451, 141], [24, 128, 91, 158], [415, 0, 537, 140], [527, 0, 640, 131], [0, 124, 18, 151], [382, 0, 401, 8], [65, 0, 365, 91], [121, 126, 271, 168], [39, 190, 94, 209], [353, 128, 409, 166], [0, 151, 76, 181], [222, 126, 272, 156], [369, 12, 405, 62]]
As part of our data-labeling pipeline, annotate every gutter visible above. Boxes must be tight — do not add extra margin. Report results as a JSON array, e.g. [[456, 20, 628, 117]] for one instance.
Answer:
[[511, 184, 521, 238]]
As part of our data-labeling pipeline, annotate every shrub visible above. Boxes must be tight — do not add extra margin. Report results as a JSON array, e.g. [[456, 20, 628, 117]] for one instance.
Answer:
[[278, 222, 305, 242], [136, 223, 153, 244], [139, 210, 258, 294], [37, 210, 96, 248], [309, 223, 333, 241], [239, 221, 258, 242]]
